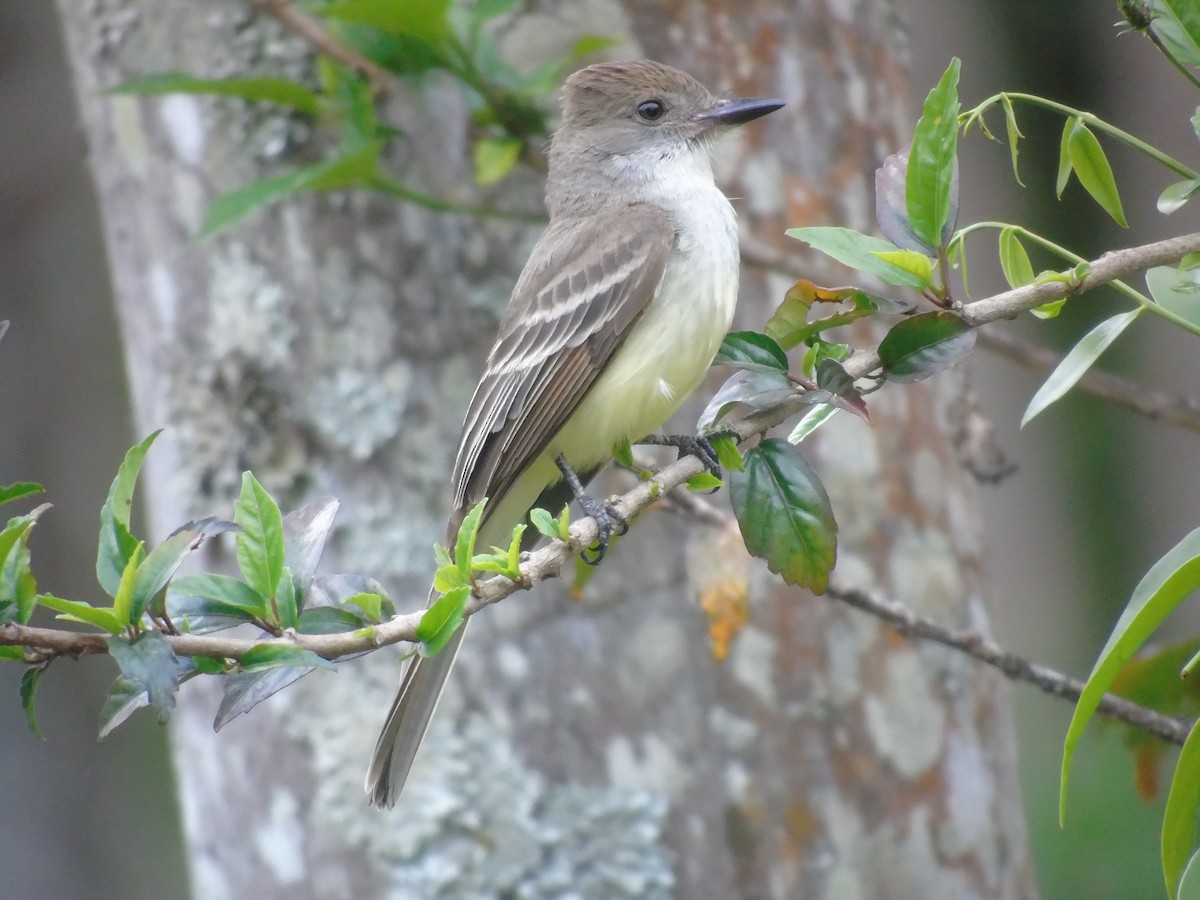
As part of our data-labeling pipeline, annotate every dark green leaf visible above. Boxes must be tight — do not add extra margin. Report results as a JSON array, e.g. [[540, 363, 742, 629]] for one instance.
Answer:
[[813, 358, 870, 422], [878, 311, 976, 383], [240, 643, 334, 673], [169, 573, 269, 617], [298, 606, 367, 633], [283, 498, 340, 609], [97, 431, 160, 598], [417, 585, 469, 655], [321, 0, 450, 43], [1021, 309, 1140, 427], [108, 73, 321, 116], [215, 666, 314, 730], [1066, 120, 1128, 227], [1164, 719, 1200, 898], [715, 331, 789, 374], [906, 57, 960, 250], [20, 666, 44, 739], [786, 227, 926, 289], [106, 632, 189, 722], [729, 439, 837, 593], [99, 676, 149, 739], [234, 472, 286, 603], [697, 370, 793, 431], [38, 594, 122, 634], [0, 483, 43, 506], [1061, 527, 1200, 824], [998, 227, 1035, 288], [197, 141, 384, 239]]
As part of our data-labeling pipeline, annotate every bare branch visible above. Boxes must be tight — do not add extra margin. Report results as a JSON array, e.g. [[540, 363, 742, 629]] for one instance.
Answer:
[[978, 328, 1200, 434], [826, 579, 1191, 745]]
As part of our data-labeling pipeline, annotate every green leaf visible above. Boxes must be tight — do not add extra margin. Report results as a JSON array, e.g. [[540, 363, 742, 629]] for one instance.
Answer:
[[112, 541, 145, 628], [998, 227, 1035, 288], [1147, 265, 1200, 326], [106, 631, 189, 722], [1159, 178, 1200, 215], [276, 566, 298, 630], [1165, 718, 1200, 898], [1060, 527, 1200, 824], [20, 666, 44, 739], [197, 141, 384, 239], [108, 73, 320, 116], [787, 404, 840, 445], [98, 676, 150, 739], [169, 573, 270, 618], [0, 483, 43, 506], [473, 137, 522, 185], [433, 561, 467, 593], [1157, 2, 1200, 72], [708, 434, 745, 473], [234, 472, 286, 603], [240, 643, 334, 673], [97, 431, 160, 598], [764, 281, 898, 350], [1180, 848, 1200, 900], [715, 331, 789, 374], [0, 508, 45, 625], [1065, 119, 1128, 227], [417, 585, 469, 655], [530, 507, 560, 541], [1001, 93, 1024, 186], [455, 499, 487, 582], [1021, 308, 1140, 427], [686, 472, 724, 492], [729, 440, 837, 593], [298, 606, 367, 633], [787, 227, 926, 289], [878, 311, 976, 383], [871, 250, 935, 289], [38, 594, 122, 634], [1056, 117, 1075, 199], [130, 526, 209, 623], [322, 0, 451, 43], [342, 591, 383, 623], [905, 57, 960, 250], [214, 666, 314, 730]]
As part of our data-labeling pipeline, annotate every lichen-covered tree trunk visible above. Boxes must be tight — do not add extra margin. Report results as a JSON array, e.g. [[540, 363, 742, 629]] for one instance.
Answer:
[[56, 0, 1035, 896]]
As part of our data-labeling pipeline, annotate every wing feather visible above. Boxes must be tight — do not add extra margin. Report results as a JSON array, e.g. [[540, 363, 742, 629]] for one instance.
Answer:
[[451, 205, 673, 512]]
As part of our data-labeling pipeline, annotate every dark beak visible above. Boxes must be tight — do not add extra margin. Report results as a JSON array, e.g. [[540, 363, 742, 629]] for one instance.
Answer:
[[697, 97, 785, 127]]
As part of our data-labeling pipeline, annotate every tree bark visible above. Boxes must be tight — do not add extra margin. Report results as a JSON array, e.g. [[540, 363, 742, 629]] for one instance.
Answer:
[[55, 0, 1035, 897]]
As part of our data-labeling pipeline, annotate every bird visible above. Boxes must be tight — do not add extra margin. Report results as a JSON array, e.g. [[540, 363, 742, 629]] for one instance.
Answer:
[[366, 58, 782, 807]]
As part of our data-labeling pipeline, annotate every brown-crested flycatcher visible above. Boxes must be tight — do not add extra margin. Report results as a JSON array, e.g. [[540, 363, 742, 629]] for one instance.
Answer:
[[366, 59, 782, 807]]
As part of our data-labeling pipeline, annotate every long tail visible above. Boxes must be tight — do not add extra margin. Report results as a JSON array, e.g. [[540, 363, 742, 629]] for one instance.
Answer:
[[364, 618, 468, 808]]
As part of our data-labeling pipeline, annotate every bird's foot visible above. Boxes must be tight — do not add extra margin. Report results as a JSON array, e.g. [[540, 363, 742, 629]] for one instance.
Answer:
[[555, 454, 627, 565]]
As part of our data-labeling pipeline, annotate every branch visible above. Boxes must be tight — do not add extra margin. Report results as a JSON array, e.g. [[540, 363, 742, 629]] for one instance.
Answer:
[[826, 580, 1191, 745], [978, 328, 1200, 434], [249, 0, 395, 93]]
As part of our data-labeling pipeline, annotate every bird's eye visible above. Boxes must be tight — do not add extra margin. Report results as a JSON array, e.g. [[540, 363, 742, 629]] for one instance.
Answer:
[[637, 99, 666, 121]]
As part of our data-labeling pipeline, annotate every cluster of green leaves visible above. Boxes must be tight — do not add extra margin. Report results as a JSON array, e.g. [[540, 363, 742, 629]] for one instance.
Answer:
[[112, 0, 611, 236], [1, 433, 394, 739]]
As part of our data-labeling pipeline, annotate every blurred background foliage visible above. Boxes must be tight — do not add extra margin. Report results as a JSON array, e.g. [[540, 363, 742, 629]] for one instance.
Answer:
[[2, 0, 1198, 896]]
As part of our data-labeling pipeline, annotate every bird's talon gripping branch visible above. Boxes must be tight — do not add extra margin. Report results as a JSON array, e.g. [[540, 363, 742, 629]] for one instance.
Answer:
[[640, 431, 728, 481], [556, 454, 627, 564]]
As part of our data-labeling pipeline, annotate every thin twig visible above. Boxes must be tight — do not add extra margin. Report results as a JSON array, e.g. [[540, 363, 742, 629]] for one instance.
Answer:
[[249, 0, 394, 93], [978, 328, 1200, 434], [826, 579, 1191, 745]]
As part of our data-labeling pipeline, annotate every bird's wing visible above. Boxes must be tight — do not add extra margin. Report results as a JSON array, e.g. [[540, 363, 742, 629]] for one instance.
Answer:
[[451, 204, 673, 512]]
